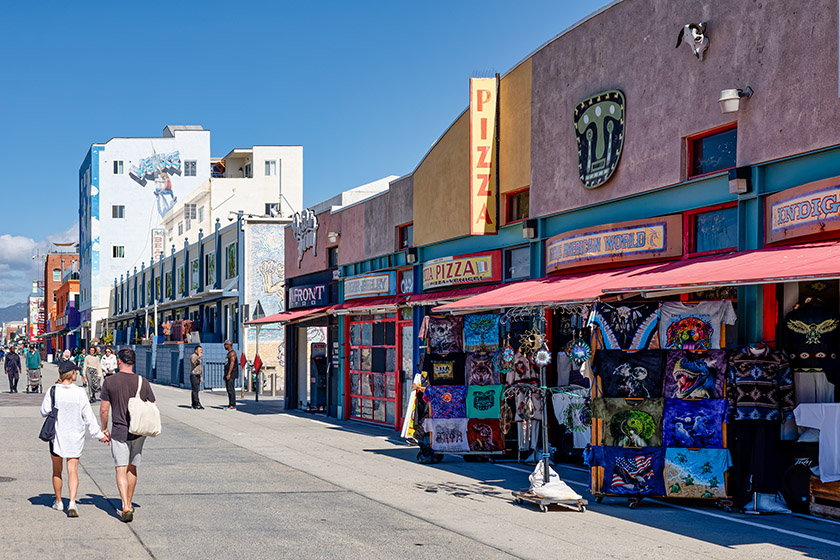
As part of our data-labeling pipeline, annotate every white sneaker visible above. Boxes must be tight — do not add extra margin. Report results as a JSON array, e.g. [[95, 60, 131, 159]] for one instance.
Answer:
[[67, 501, 78, 517], [52, 500, 63, 511]]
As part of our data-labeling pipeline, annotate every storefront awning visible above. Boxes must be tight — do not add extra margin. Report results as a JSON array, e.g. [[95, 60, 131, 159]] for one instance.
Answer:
[[246, 306, 332, 325], [41, 328, 68, 338], [601, 240, 840, 296], [328, 296, 406, 315], [407, 285, 501, 307]]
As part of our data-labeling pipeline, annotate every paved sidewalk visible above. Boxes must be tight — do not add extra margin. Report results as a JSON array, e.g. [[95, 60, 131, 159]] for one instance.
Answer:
[[3, 367, 840, 559]]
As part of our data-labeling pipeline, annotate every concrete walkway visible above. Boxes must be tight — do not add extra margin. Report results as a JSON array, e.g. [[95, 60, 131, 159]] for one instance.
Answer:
[[2, 364, 840, 559]]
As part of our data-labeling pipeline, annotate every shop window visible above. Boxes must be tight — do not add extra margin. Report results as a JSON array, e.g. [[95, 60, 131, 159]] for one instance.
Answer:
[[178, 265, 185, 294], [205, 251, 216, 285], [688, 125, 737, 178], [504, 246, 530, 281], [165, 272, 172, 298], [191, 259, 199, 291], [685, 204, 738, 256], [328, 246, 339, 268], [505, 188, 530, 224], [225, 242, 237, 278], [398, 223, 413, 250]]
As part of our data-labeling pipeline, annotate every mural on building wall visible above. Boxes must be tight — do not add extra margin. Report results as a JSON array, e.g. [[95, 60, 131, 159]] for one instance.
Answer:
[[574, 90, 625, 189], [129, 150, 181, 216]]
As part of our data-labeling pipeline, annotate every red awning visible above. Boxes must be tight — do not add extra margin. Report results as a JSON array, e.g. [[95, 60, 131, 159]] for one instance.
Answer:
[[329, 296, 406, 314], [601, 240, 840, 295], [408, 285, 501, 306], [246, 306, 332, 325]]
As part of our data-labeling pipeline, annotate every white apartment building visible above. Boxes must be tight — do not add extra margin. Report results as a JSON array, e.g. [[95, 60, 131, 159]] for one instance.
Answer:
[[79, 125, 302, 339], [160, 145, 303, 247]]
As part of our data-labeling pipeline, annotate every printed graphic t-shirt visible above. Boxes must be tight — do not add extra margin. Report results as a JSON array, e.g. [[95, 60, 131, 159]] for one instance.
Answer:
[[428, 316, 464, 353], [664, 448, 732, 498], [663, 350, 727, 399], [590, 398, 664, 447], [588, 302, 660, 350], [596, 350, 664, 398], [466, 384, 503, 419], [422, 353, 466, 386], [466, 352, 500, 386], [662, 398, 727, 449], [794, 403, 840, 483], [423, 385, 467, 419], [467, 419, 504, 452], [659, 301, 736, 350], [463, 314, 500, 352], [591, 446, 665, 496], [423, 418, 470, 452], [551, 387, 592, 449]]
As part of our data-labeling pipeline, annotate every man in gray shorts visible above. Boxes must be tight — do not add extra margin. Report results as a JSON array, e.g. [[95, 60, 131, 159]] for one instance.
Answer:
[[99, 347, 155, 522]]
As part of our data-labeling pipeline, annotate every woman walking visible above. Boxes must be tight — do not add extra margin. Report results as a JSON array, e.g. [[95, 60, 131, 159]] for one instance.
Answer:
[[83, 347, 102, 403], [100, 347, 117, 378], [40, 361, 109, 516]]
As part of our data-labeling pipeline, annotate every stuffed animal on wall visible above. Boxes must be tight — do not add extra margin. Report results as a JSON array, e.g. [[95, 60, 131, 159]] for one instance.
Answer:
[[676, 22, 709, 61]]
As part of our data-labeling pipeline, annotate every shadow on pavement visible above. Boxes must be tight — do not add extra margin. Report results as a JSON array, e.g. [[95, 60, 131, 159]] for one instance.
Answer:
[[28, 493, 57, 508]]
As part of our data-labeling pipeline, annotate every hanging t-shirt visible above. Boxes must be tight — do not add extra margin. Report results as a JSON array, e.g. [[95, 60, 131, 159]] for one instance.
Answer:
[[467, 419, 505, 452], [466, 352, 500, 386], [423, 385, 467, 418], [591, 446, 666, 496], [428, 316, 464, 353], [664, 448, 732, 498], [662, 398, 727, 449], [423, 418, 470, 452], [663, 350, 727, 399], [590, 398, 664, 447], [596, 350, 664, 399], [463, 314, 500, 352], [506, 352, 539, 384], [466, 384, 503, 419], [727, 346, 794, 421], [794, 403, 840, 483], [659, 301, 736, 350], [513, 385, 544, 421], [588, 302, 660, 350], [783, 301, 840, 384], [551, 387, 591, 449], [422, 353, 466, 386]]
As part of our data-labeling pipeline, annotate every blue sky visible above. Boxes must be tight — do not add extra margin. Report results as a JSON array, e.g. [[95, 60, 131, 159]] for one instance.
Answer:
[[0, 0, 611, 306]]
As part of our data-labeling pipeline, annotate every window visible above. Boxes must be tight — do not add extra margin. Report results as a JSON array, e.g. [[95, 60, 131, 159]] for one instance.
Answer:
[[506, 189, 530, 224], [178, 265, 185, 294], [205, 251, 216, 286], [686, 204, 738, 256], [265, 160, 276, 176], [155, 277, 161, 300], [165, 272, 172, 298], [328, 246, 339, 268], [178, 222, 184, 236], [184, 160, 197, 176], [244, 163, 252, 178], [146, 280, 151, 302], [265, 202, 280, 216], [112, 205, 125, 219], [113, 160, 124, 174], [112, 246, 125, 258], [52, 269, 61, 282], [397, 223, 413, 250], [191, 259, 199, 291], [688, 125, 737, 178], [167, 228, 173, 242], [198, 206, 204, 223], [184, 204, 196, 220], [504, 246, 530, 281], [225, 242, 237, 278]]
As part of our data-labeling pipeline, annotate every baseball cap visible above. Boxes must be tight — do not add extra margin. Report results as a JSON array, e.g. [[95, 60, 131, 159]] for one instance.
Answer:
[[58, 361, 79, 375]]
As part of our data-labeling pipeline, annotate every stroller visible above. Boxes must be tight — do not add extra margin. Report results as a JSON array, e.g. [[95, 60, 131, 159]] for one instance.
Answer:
[[26, 368, 43, 393]]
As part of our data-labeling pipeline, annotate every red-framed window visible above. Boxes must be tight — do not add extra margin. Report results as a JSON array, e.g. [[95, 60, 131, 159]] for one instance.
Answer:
[[397, 222, 413, 250], [682, 202, 738, 258], [504, 187, 530, 225], [345, 310, 412, 428], [687, 123, 737, 179]]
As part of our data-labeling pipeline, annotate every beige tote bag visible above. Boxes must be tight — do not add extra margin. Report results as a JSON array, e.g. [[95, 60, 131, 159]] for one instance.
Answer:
[[128, 376, 161, 437]]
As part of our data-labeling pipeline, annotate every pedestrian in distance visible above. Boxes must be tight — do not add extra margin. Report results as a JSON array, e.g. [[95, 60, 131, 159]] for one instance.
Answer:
[[100, 346, 117, 378], [190, 345, 204, 409], [40, 361, 110, 517], [73, 349, 87, 387], [5, 345, 21, 393], [25, 345, 42, 393], [99, 347, 155, 522], [223, 340, 238, 410], [83, 346, 102, 403]]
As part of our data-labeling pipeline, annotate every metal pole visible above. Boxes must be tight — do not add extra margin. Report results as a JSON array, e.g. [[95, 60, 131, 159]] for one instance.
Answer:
[[255, 325, 261, 402], [540, 364, 550, 484]]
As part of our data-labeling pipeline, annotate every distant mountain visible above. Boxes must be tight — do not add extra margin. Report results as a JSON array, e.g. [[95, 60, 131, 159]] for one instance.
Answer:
[[0, 302, 27, 324]]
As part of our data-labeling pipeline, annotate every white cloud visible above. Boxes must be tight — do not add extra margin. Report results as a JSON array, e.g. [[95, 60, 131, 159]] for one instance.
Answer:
[[0, 223, 78, 307]]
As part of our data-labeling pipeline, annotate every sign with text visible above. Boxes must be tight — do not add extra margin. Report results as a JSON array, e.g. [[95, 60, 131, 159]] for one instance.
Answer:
[[423, 250, 501, 291], [546, 215, 682, 273], [766, 177, 840, 243], [151, 228, 165, 262], [470, 77, 498, 235], [288, 283, 329, 309], [344, 272, 396, 300]]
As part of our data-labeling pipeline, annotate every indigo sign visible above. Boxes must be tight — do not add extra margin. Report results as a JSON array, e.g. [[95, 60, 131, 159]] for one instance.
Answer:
[[766, 177, 840, 243]]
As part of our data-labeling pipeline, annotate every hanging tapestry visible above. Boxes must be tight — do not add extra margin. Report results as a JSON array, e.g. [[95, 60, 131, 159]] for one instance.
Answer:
[[596, 349, 664, 399], [428, 316, 463, 353], [467, 419, 504, 452], [424, 385, 467, 418], [664, 448, 732, 498], [591, 446, 666, 496], [663, 349, 727, 399], [588, 302, 660, 350], [662, 398, 727, 449], [463, 314, 500, 352], [590, 398, 664, 447]]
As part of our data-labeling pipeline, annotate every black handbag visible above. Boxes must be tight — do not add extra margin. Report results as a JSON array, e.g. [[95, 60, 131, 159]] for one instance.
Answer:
[[39, 386, 58, 442]]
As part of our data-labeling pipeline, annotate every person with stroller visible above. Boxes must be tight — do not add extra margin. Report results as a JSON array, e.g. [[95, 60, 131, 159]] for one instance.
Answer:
[[25, 345, 42, 393], [40, 361, 109, 516], [83, 347, 102, 403]]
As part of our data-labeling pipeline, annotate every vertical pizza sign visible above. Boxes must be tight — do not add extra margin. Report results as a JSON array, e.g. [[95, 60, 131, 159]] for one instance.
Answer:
[[470, 77, 498, 235]]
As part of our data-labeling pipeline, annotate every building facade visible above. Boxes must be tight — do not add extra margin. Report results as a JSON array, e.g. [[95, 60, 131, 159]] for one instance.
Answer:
[[42, 251, 79, 358]]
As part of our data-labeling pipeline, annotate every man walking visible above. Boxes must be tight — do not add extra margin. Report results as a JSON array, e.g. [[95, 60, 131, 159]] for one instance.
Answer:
[[190, 346, 204, 409], [5, 346, 21, 393], [99, 347, 155, 522], [25, 345, 41, 393], [224, 340, 238, 410]]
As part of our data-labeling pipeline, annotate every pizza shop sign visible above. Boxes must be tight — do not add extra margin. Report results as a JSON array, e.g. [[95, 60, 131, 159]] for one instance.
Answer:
[[422, 251, 501, 291]]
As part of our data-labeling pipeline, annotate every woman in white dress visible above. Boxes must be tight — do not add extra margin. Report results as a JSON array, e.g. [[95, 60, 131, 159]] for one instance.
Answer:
[[40, 361, 109, 516], [100, 346, 117, 378]]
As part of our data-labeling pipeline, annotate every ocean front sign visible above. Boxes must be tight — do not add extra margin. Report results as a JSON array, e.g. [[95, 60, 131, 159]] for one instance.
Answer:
[[766, 177, 840, 243], [574, 90, 625, 189], [546, 216, 682, 273]]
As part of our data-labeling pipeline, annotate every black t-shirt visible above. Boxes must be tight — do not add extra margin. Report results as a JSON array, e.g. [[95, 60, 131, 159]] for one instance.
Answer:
[[422, 353, 466, 386], [101, 372, 156, 442], [595, 349, 664, 398], [783, 301, 840, 382]]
